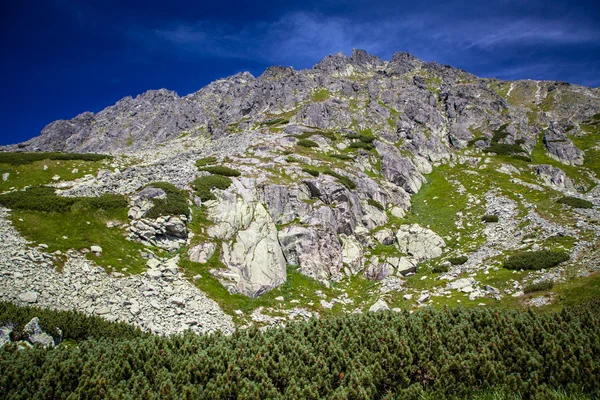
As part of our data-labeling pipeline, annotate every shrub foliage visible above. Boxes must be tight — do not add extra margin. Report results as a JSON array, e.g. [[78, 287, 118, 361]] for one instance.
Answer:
[[557, 196, 593, 209], [0, 186, 127, 213], [143, 182, 190, 219], [448, 256, 468, 265], [481, 214, 499, 223], [1, 302, 600, 399], [199, 166, 241, 177], [301, 166, 320, 177], [297, 139, 319, 148], [523, 280, 555, 294], [0, 302, 144, 342], [193, 175, 233, 202], [503, 250, 570, 271], [0, 152, 111, 166]]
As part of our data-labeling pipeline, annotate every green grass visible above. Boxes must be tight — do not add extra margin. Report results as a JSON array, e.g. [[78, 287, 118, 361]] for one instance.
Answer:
[[296, 131, 337, 142], [261, 117, 289, 126], [503, 250, 570, 271], [0, 157, 109, 192], [311, 87, 331, 102], [10, 206, 149, 274]]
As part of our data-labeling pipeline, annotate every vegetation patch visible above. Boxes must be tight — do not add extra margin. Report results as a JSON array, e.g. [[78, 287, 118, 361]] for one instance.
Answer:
[[301, 166, 320, 177], [2, 303, 600, 398], [0, 152, 111, 166], [432, 264, 449, 273], [297, 139, 319, 148], [329, 153, 353, 161], [262, 117, 289, 126], [348, 141, 374, 150], [0, 186, 126, 213], [311, 87, 331, 102], [296, 131, 337, 142], [481, 214, 499, 223], [557, 196, 593, 209], [367, 198, 384, 211], [448, 255, 468, 265], [195, 156, 218, 168], [199, 166, 241, 177], [503, 250, 570, 271], [0, 301, 144, 342], [142, 182, 190, 219], [523, 280, 554, 294], [323, 169, 356, 190], [193, 175, 233, 202]]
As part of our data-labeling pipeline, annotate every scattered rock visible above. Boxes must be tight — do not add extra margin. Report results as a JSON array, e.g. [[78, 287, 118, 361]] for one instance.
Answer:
[[369, 299, 390, 312]]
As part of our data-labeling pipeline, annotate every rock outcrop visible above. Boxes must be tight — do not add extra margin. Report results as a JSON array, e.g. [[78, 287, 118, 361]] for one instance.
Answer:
[[395, 224, 446, 261]]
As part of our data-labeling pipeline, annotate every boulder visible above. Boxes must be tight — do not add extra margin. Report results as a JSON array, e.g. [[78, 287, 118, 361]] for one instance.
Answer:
[[207, 182, 287, 297], [543, 126, 584, 166], [532, 164, 575, 192], [0, 325, 12, 348], [90, 245, 103, 254], [188, 242, 217, 264], [340, 234, 364, 275], [369, 299, 390, 312], [24, 317, 54, 347], [18, 291, 38, 303], [279, 224, 343, 281], [376, 143, 424, 194], [395, 224, 446, 261]]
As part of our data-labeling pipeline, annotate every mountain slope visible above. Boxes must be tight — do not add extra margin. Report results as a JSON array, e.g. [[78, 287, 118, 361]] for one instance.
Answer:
[[0, 50, 599, 331]]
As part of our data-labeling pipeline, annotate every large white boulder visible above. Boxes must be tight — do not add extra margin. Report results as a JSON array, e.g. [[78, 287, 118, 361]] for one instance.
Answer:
[[395, 224, 446, 261]]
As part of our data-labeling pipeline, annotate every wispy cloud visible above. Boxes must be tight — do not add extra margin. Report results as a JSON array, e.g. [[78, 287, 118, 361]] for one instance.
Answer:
[[129, 11, 599, 64]]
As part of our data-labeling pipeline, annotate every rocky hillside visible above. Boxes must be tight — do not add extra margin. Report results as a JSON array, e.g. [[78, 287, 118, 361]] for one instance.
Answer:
[[1, 50, 599, 333]]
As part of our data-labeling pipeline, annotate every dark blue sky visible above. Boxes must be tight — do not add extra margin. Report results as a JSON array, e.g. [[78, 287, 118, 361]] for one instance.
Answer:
[[1, 0, 599, 146]]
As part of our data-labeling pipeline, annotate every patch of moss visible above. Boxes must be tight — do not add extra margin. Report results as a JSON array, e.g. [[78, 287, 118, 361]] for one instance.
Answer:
[[297, 139, 319, 148], [199, 166, 241, 177], [557, 196, 593, 209], [193, 175, 233, 202]]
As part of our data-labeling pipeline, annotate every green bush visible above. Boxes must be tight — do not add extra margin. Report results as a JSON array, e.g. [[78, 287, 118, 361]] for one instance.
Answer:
[[296, 131, 337, 142], [348, 141, 374, 150], [0, 302, 144, 342], [512, 154, 532, 162], [262, 117, 289, 126], [142, 182, 190, 219], [199, 166, 241, 177], [483, 143, 526, 155], [193, 175, 233, 202], [78, 194, 129, 211], [329, 153, 353, 160], [448, 256, 468, 265], [557, 196, 593, 209], [285, 156, 300, 163], [481, 214, 499, 223], [301, 166, 320, 177], [2, 303, 600, 398], [504, 250, 570, 270], [523, 280, 554, 294], [367, 198, 384, 211], [0, 152, 111, 166], [324, 170, 356, 190], [195, 157, 218, 168], [297, 139, 319, 148], [432, 264, 449, 273]]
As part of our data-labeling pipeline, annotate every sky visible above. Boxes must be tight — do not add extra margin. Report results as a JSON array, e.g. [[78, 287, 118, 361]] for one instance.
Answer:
[[1, 0, 599, 146]]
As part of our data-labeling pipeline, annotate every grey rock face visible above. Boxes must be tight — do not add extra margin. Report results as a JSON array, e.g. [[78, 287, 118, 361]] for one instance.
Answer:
[[395, 224, 446, 261], [278, 225, 343, 282], [376, 143, 424, 194], [532, 164, 575, 192], [368, 299, 390, 312], [543, 126, 584, 166], [205, 181, 287, 297], [188, 242, 217, 264]]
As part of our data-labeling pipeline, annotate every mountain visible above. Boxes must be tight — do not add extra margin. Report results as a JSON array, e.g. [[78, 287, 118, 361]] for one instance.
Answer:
[[0, 49, 599, 335]]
